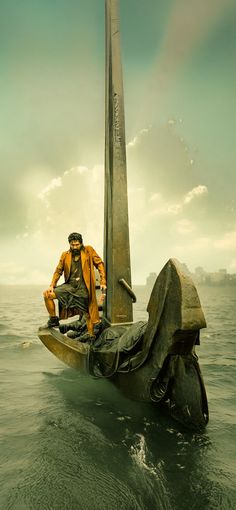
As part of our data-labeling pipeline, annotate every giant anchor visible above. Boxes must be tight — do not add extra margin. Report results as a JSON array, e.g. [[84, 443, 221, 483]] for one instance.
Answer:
[[38, 0, 209, 431]]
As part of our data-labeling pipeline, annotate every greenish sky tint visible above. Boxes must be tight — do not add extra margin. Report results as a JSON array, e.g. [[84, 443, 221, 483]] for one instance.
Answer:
[[0, 0, 236, 284]]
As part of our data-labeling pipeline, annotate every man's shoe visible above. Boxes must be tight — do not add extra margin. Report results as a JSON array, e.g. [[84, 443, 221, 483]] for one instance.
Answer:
[[47, 316, 60, 328], [67, 330, 79, 339], [75, 332, 96, 344]]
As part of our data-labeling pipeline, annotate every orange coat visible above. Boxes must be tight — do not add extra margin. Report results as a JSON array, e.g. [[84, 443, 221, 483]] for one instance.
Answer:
[[50, 245, 106, 324]]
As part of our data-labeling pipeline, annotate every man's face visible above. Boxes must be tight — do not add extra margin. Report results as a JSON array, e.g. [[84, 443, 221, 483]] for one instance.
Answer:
[[69, 241, 82, 254]]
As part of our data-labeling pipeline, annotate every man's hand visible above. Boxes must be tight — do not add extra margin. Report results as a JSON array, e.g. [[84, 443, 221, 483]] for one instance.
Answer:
[[100, 285, 107, 302], [44, 285, 55, 299]]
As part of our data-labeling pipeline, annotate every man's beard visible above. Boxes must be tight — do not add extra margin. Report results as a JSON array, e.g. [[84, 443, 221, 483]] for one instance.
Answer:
[[70, 246, 82, 255]]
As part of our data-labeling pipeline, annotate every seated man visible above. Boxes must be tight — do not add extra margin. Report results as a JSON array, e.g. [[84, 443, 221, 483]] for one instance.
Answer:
[[43, 232, 106, 338]]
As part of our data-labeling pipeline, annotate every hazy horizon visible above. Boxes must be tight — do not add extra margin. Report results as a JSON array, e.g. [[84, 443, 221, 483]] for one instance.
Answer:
[[0, 263, 235, 288]]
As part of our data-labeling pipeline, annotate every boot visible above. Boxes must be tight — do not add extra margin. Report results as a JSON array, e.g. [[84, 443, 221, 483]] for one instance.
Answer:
[[75, 332, 96, 344], [47, 316, 60, 328], [67, 330, 80, 339]]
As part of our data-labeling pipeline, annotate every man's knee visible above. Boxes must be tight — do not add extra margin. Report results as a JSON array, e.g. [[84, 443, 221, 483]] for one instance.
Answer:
[[43, 290, 56, 299]]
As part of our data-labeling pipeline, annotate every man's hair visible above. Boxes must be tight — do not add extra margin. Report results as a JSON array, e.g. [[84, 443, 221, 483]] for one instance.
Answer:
[[68, 232, 83, 243]]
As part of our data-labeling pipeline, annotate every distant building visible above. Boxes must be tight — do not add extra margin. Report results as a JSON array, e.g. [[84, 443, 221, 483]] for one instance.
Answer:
[[180, 263, 191, 275], [195, 266, 205, 276], [193, 267, 207, 285], [219, 269, 227, 275], [205, 272, 225, 284], [146, 272, 157, 288]]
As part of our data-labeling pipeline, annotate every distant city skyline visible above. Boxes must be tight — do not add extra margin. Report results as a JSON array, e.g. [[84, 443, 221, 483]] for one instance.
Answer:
[[144, 264, 236, 288]]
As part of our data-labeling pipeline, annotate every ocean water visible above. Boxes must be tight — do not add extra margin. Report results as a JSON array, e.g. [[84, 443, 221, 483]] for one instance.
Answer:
[[0, 284, 235, 510]]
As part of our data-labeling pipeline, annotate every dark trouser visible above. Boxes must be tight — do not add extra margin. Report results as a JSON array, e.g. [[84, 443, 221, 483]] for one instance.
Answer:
[[54, 283, 94, 334]]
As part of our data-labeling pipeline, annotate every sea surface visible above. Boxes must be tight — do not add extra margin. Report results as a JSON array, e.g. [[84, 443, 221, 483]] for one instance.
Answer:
[[0, 284, 235, 510]]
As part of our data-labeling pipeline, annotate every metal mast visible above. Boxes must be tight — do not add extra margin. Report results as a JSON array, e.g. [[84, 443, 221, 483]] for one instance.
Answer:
[[104, 0, 134, 325]]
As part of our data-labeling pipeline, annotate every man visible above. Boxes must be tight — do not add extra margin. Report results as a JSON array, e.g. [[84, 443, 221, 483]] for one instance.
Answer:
[[43, 232, 106, 337]]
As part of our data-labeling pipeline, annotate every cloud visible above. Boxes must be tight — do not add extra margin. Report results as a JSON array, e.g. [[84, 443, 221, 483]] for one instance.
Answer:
[[147, 199, 181, 217], [171, 231, 236, 275], [0, 122, 234, 284], [38, 177, 62, 202], [174, 236, 211, 253], [23, 163, 104, 253], [149, 193, 162, 202], [0, 162, 105, 283], [183, 185, 208, 204], [146, 185, 208, 218], [126, 124, 210, 205], [127, 127, 151, 148], [214, 230, 236, 250], [176, 219, 195, 234]]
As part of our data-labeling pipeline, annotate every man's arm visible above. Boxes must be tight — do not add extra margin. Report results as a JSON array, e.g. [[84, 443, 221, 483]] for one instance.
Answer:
[[90, 247, 106, 288]]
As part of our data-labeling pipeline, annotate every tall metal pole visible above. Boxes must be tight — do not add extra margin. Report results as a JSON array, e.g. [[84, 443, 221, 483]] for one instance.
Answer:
[[104, 0, 133, 325]]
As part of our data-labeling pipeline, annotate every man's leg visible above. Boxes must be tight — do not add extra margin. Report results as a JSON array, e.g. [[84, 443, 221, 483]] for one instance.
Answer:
[[86, 315, 93, 335], [86, 315, 95, 338], [43, 290, 59, 327], [44, 292, 57, 315]]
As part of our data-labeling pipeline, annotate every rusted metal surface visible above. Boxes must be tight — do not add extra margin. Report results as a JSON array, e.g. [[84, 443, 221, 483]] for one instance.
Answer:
[[37, 259, 208, 430], [104, 0, 133, 325], [38, 327, 89, 371]]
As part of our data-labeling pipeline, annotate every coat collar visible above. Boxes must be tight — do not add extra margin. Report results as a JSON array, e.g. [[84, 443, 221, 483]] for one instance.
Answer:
[[65, 247, 89, 272], [80, 247, 89, 271], [65, 250, 72, 274]]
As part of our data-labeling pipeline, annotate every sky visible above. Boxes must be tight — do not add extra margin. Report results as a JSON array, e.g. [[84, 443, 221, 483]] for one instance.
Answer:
[[0, 0, 236, 285]]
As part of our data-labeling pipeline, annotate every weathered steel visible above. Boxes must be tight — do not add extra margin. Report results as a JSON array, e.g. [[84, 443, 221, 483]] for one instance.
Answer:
[[38, 259, 208, 431], [104, 0, 133, 325], [38, 327, 89, 371]]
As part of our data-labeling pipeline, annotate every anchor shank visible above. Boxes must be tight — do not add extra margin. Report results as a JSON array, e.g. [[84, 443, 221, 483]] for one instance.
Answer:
[[104, 0, 133, 325]]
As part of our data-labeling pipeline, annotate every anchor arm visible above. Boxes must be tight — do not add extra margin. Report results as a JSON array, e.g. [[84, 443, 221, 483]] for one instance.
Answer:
[[119, 278, 136, 303]]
